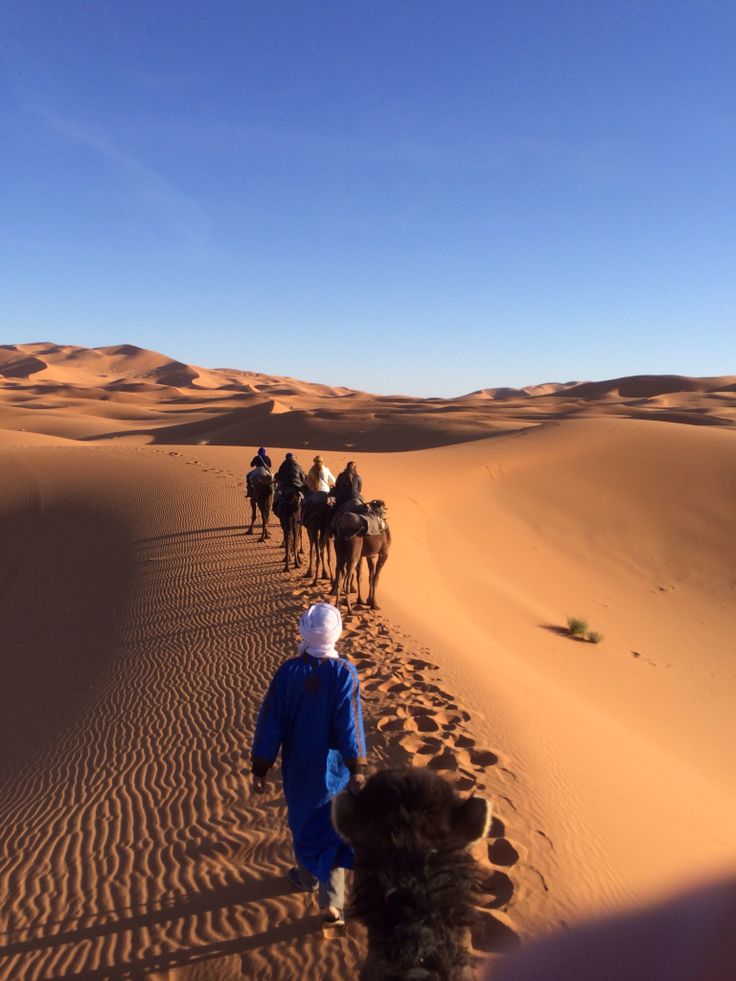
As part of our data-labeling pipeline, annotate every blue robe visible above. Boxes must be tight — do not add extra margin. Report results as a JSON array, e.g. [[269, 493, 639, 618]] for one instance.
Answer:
[[251, 653, 367, 883]]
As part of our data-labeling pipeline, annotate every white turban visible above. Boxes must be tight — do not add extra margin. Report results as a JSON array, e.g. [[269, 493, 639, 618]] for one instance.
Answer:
[[298, 603, 343, 659]]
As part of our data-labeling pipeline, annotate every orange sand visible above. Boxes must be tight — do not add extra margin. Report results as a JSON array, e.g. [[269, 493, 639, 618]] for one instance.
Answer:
[[1, 343, 735, 978]]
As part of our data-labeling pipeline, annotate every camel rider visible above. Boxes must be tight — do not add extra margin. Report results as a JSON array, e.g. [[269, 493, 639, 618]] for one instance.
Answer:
[[246, 447, 273, 498], [307, 456, 336, 494], [274, 453, 307, 517], [331, 461, 363, 509], [251, 447, 272, 469], [303, 456, 336, 523]]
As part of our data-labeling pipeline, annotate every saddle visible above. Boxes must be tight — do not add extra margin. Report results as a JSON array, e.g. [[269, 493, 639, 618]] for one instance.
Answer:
[[361, 511, 387, 536], [344, 499, 388, 536]]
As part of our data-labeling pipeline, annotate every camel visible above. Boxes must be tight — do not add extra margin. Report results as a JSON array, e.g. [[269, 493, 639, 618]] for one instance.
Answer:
[[332, 501, 390, 614], [277, 486, 303, 572], [246, 471, 274, 542], [302, 492, 334, 586], [332, 767, 491, 980]]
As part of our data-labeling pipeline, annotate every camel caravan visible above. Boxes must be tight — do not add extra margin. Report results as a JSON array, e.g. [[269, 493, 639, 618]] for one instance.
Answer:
[[245, 448, 391, 613]]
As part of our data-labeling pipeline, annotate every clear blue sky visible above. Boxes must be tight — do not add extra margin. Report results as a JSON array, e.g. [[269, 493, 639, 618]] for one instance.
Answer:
[[1, 1, 734, 396]]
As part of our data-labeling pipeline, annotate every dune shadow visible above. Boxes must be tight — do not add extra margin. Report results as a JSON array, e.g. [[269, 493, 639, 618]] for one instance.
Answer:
[[0, 503, 134, 775]]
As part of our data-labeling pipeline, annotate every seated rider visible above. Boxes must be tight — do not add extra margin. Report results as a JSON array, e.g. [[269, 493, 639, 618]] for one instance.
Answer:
[[274, 452, 308, 516], [307, 456, 336, 495], [246, 447, 273, 498], [303, 455, 336, 522], [330, 461, 363, 510]]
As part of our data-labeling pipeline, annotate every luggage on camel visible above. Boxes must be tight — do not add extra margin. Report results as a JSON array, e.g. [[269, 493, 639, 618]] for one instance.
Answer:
[[336, 499, 387, 537]]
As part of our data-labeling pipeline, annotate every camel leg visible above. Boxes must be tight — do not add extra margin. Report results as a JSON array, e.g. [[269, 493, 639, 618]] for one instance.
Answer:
[[332, 541, 349, 610], [293, 517, 302, 567], [342, 557, 354, 614], [312, 534, 322, 588], [331, 541, 342, 597], [304, 529, 315, 579], [320, 530, 331, 581], [260, 500, 271, 541], [246, 496, 256, 534], [355, 557, 366, 606], [282, 519, 291, 571], [369, 552, 388, 610]]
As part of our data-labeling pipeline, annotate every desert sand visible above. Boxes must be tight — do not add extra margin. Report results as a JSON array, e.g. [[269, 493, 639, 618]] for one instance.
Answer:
[[1, 343, 735, 979]]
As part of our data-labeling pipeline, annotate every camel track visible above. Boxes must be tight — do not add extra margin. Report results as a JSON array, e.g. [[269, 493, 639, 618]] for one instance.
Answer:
[[0, 446, 547, 980]]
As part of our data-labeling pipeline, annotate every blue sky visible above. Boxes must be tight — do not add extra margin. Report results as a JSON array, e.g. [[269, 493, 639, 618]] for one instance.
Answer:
[[1, 1, 734, 396]]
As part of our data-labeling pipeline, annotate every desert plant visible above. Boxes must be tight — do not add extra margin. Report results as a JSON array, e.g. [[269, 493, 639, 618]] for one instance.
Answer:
[[566, 616, 588, 638], [586, 631, 603, 645]]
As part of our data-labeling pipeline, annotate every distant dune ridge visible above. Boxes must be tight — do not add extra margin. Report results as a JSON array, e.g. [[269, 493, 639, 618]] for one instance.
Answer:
[[1, 341, 736, 978], [1, 341, 734, 448]]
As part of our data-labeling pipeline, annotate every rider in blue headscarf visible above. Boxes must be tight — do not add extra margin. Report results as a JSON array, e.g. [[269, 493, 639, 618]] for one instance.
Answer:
[[251, 603, 367, 926]]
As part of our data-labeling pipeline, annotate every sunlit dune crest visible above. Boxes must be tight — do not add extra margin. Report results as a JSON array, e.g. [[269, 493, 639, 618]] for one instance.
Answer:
[[1, 342, 734, 448]]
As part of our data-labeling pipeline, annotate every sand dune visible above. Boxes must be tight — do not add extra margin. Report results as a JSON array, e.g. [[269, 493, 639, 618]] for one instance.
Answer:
[[1, 343, 734, 449], [0, 442, 519, 978], [1, 342, 735, 978]]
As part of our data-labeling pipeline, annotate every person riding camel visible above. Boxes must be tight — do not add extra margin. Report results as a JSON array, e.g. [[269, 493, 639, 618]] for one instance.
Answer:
[[274, 452, 307, 517], [246, 447, 273, 498], [329, 461, 364, 531], [303, 455, 336, 524], [307, 456, 336, 495], [331, 461, 363, 508]]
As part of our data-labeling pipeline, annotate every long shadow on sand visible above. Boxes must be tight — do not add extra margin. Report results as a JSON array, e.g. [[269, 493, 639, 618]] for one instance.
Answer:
[[0, 876, 292, 961], [43, 916, 322, 980], [0, 503, 134, 775], [132, 525, 249, 547]]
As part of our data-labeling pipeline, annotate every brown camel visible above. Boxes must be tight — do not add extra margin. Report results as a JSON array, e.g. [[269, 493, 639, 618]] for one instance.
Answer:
[[246, 472, 274, 542], [302, 492, 334, 586], [331, 501, 390, 613], [277, 486, 303, 572], [332, 766, 491, 980]]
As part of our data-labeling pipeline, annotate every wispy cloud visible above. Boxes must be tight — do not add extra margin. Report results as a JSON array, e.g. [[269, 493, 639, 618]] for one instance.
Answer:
[[39, 109, 212, 248]]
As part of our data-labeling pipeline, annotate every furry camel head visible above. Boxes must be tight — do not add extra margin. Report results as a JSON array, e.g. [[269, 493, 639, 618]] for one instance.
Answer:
[[333, 766, 491, 854]]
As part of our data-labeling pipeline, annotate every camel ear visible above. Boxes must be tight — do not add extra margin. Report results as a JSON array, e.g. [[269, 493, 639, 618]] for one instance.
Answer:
[[332, 791, 363, 843], [452, 795, 492, 845]]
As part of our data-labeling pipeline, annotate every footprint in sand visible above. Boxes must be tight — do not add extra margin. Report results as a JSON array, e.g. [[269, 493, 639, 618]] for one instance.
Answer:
[[478, 870, 515, 909], [398, 734, 444, 757], [489, 838, 520, 867], [488, 816, 505, 838], [469, 749, 498, 768], [471, 908, 520, 952]]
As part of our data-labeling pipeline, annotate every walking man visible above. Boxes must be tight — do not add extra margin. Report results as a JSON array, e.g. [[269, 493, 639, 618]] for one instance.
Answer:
[[250, 603, 367, 926]]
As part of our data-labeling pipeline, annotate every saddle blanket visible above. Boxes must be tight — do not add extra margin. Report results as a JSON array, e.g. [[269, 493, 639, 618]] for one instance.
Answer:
[[361, 512, 387, 536]]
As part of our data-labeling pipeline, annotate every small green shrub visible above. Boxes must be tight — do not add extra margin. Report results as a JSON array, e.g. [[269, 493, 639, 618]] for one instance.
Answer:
[[566, 616, 588, 637], [586, 631, 603, 645]]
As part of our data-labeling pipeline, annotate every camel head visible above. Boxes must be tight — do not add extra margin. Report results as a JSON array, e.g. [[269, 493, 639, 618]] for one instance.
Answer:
[[333, 766, 491, 856]]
